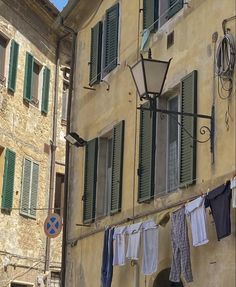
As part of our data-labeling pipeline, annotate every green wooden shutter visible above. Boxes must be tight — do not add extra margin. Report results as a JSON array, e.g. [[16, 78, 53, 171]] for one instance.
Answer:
[[41, 67, 50, 113], [8, 40, 19, 92], [179, 70, 197, 186], [89, 22, 103, 86], [23, 52, 34, 101], [30, 162, 39, 217], [83, 138, 98, 223], [143, 0, 159, 32], [138, 101, 156, 202], [20, 158, 31, 215], [168, 0, 183, 19], [110, 121, 125, 214], [103, 3, 119, 75], [1, 149, 16, 210]]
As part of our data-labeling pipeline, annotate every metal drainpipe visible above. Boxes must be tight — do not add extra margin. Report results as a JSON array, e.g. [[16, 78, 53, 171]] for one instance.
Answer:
[[60, 22, 77, 287], [44, 32, 70, 274]]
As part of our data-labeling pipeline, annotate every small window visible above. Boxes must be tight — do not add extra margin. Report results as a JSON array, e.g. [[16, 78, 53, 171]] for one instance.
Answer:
[[61, 82, 69, 124], [31, 61, 41, 107], [0, 34, 7, 84], [167, 31, 174, 49], [54, 173, 64, 217], [50, 271, 61, 287], [0, 147, 5, 196]]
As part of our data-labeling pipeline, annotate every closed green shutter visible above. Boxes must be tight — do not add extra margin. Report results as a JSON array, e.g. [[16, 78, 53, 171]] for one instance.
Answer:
[[1, 149, 16, 210], [179, 70, 197, 186], [20, 159, 39, 218], [20, 158, 31, 215], [110, 121, 125, 213], [83, 138, 98, 223], [30, 162, 39, 217], [138, 101, 156, 202], [168, 0, 183, 19], [89, 22, 103, 86], [41, 67, 50, 113], [8, 40, 19, 92], [103, 3, 119, 75], [143, 0, 159, 32], [23, 52, 34, 101]]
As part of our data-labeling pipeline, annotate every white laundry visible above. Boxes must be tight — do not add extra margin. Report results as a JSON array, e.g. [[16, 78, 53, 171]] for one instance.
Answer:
[[141, 220, 158, 275], [113, 226, 127, 266], [230, 177, 236, 208], [185, 196, 209, 247], [126, 222, 143, 260]]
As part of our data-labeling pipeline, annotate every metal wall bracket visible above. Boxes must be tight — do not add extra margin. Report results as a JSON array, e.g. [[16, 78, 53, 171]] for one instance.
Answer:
[[138, 104, 215, 160]]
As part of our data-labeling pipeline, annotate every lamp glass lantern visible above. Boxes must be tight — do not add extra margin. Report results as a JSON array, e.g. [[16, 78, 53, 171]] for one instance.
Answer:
[[130, 55, 171, 100]]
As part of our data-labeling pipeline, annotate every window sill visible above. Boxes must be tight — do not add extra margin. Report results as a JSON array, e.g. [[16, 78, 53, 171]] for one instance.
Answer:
[[20, 211, 37, 220]]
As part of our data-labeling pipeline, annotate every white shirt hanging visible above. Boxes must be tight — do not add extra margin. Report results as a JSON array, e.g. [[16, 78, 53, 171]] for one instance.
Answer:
[[113, 226, 127, 266], [126, 222, 143, 260], [185, 196, 209, 247]]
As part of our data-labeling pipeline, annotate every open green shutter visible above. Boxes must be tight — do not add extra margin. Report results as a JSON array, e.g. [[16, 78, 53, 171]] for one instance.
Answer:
[[83, 138, 98, 223], [20, 158, 31, 215], [41, 67, 50, 113], [89, 22, 103, 86], [179, 70, 197, 186], [30, 162, 39, 217], [143, 0, 159, 32], [8, 40, 19, 92], [138, 101, 156, 202], [1, 149, 16, 210], [103, 3, 119, 75], [110, 121, 125, 213], [23, 52, 34, 101], [168, 0, 183, 19]]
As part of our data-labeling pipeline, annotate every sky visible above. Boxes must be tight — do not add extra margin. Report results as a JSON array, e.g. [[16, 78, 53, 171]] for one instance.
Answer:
[[50, 0, 68, 11]]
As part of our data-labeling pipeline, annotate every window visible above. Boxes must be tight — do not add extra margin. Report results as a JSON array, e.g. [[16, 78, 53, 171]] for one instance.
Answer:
[[54, 173, 64, 217], [23, 52, 50, 113], [138, 71, 197, 201], [50, 272, 61, 287], [1, 148, 16, 211], [61, 82, 69, 124], [167, 96, 179, 192], [11, 283, 33, 287], [31, 61, 41, 106], [89, 3, 120, 86], [20, 158, 39, 218], [83, 121, 125, 223], [143, 0, 184, 32], [96, 135, 113, 217], [0, 34, 7, 84]]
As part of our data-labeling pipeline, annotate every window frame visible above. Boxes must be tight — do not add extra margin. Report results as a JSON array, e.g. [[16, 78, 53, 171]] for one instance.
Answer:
[[166, 95, 180, 193], [143, 0, 184, 32], [0, 33, 10, 87], [31, 59, 42, 107]]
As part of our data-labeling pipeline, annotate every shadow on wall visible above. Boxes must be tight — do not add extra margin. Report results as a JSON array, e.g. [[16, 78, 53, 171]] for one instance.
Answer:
[[153, 268, 183, 287]]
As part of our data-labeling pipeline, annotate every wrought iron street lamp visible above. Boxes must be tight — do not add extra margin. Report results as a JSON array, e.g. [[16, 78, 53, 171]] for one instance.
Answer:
[[129, 54, 171, 100]]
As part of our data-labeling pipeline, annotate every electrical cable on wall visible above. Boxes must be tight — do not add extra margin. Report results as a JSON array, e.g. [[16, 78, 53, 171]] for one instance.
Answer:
[[215, 30, 236, 130]]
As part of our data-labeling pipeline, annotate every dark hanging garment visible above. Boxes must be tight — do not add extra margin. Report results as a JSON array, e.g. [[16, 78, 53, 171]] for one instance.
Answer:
[[205, 182, 232, 240], [101, 228, 114, 287]]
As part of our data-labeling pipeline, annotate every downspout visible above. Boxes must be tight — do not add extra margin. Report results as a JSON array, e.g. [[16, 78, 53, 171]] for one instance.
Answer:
[[44, 32, 70, 273], [60, 22, 77, 287]]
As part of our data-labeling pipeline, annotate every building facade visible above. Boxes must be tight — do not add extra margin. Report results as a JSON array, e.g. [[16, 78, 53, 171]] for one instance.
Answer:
[[0, 0, 69, 286], [64, 0, 236, 286]]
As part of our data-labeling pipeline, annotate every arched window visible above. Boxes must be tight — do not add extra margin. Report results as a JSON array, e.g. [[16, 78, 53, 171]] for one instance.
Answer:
[[153, 268, 183, 287]]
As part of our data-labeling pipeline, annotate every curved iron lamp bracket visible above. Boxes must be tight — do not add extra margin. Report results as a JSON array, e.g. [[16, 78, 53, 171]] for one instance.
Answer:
[[138, 104, 215, 160]]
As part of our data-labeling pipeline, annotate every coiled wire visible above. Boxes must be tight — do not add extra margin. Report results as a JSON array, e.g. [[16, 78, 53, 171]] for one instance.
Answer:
[[216, 32, 235, 79]]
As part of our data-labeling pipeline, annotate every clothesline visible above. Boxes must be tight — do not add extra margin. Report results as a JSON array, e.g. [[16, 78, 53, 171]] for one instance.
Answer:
[[68, 173, 235, 246]]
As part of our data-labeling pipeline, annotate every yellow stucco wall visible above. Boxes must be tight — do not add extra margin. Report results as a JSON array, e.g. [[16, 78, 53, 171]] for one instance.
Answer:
[[66, 0, 236, 286]]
